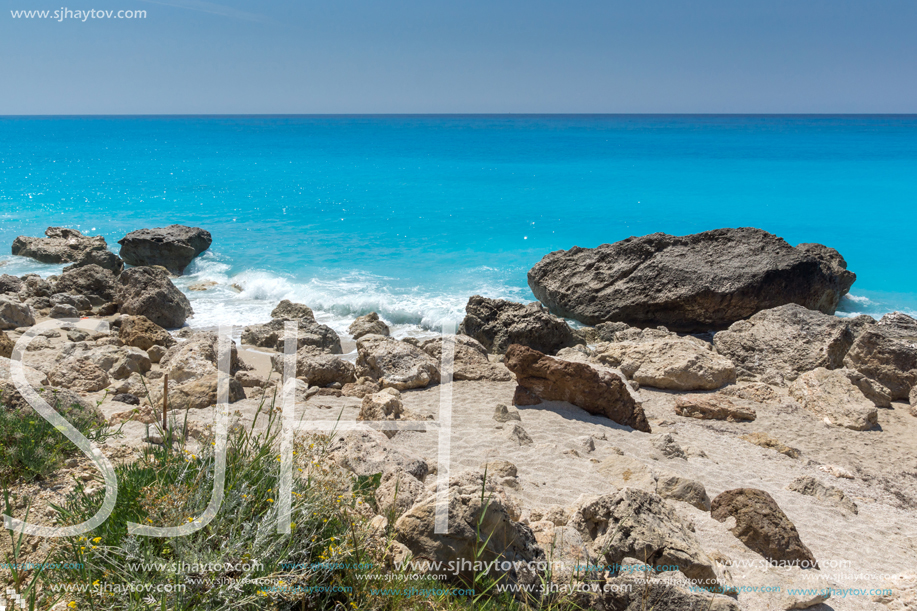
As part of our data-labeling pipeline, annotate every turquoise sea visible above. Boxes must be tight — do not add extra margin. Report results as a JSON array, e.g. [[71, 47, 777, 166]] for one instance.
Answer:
[[1, 115, 915, 336]]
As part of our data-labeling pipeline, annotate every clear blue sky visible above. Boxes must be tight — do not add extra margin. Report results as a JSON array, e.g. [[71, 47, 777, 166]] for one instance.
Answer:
[[2, 0, 916, 114]]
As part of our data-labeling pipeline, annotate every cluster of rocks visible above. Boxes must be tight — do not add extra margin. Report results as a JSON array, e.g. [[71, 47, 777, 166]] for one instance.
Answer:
[[5, 224, 213, 330], [325, 428, 743, 608]]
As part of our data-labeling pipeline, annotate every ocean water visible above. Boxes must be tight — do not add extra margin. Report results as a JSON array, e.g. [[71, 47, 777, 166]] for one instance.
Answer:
[[1, 115, 916, 336]]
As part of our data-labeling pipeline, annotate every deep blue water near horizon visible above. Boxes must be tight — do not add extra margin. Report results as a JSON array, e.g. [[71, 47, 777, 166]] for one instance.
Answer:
[[1, 115, 915, 335]]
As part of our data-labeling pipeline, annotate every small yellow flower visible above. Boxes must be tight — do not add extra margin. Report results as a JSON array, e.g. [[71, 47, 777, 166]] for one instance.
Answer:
[[93, 580, 100, 586], [68, 602, 77, 609], [92, 537, 102, 543], [267, 498, 274, 503]]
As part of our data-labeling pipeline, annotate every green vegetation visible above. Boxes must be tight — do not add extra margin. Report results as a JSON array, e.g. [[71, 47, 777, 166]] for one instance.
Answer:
[[0, 390, 109, 486]]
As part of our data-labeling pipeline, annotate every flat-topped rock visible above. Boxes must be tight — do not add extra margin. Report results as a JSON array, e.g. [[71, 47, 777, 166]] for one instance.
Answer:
[[117, 225, 212, 275], [11, 227, 109, 265], [528, 227, 855, 332]]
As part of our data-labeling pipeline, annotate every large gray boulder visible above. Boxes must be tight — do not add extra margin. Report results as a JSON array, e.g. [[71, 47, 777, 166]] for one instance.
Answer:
[[0, 297, 35, 330], [789, 368, 878, 430], [568, 488, 724, 590], [356, 334, 440, 390], [458, 295, 583, 355], [63, 249, 124, 275], [271, 347, 356, 387], [876, 311, 917, 341], [11, 227, 109, 265], [348, 312, 390, 340], [528, 228, 855, 332], [54, 264, 118, 303], [712, 304, 861, 384], [394, 470, 544, 590], [843, 327, 917, 400], [242, 320, 342, 354], [159, 331, 247, 383], [593, 337, 736, 390], [114, 266, 193, 328], [419, 334, 513, 382], [241, 300, 342, 354], [117, 225, 212, 275], [0, 275, 23, 295]]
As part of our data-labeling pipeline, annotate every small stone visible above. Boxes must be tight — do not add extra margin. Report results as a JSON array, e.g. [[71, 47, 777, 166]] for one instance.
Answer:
[[818, 465, 854, 479], [653, 433, 686, 460], [505, 423, 533, 446], [741, 432, 801, 459], [493, 403, 522, 423]]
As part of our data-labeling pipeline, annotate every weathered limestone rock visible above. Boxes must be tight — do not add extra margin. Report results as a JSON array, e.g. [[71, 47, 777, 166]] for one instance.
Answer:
[[877, 311, 917, 340], [789, 368, 879, 430], [528, 228, 855, 331], [596, 455, 711, 510], [674, 395, 756, 422], [741, 433, 801, 459], [272, 347, 356, 387], [117, 225, 212, 275], [149, 373, 245, 410], [0, 356, 49, 388], [326, 429, 428, 479], [115, 267, 193, 328], [420, 334, 513, 381], [394, 470, 543, 588], [118, 315, 176, 351], [0, 297, 35, 330], [504, 344, 650, 432], [50, 293, 92, 313], [0, 332, 13, 359], [242, 316, 342, 354], [348, 312, 390, 340], [594, 338, 736, 390], [11, 227, 109, 264], [270, 299, 315, 321], [713, 304, 860, 383], [48, 356, 110, 392], [78, 345, 152, 380], [787, 476, 858, 514], [458, 295, 583, 355], [359, 388, 404, 421], [843, 327, 917, 400], [49, 304, 79, 319], [158, 331, 246, 383], [712, 488, 818, 568], [0, 274, 23, 295], [62, 248, 124, 275], [374, 469, 426, 519], [356, 334, 440, 390], [568, 488, 724, 589]]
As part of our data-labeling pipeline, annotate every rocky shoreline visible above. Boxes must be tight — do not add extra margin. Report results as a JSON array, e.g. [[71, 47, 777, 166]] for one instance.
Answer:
[[3, 225, 917, 611]]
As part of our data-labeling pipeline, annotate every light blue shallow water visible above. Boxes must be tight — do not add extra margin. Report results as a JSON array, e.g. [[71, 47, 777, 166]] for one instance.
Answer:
[[1, 115, 915, 334]]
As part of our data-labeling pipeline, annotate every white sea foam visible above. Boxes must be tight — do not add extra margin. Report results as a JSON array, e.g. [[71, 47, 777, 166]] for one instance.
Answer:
[[177, 252, 529, 337]]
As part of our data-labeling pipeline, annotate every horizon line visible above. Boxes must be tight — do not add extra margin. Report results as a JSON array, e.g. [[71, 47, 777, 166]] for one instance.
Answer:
[[2, 112, 917, 118]]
